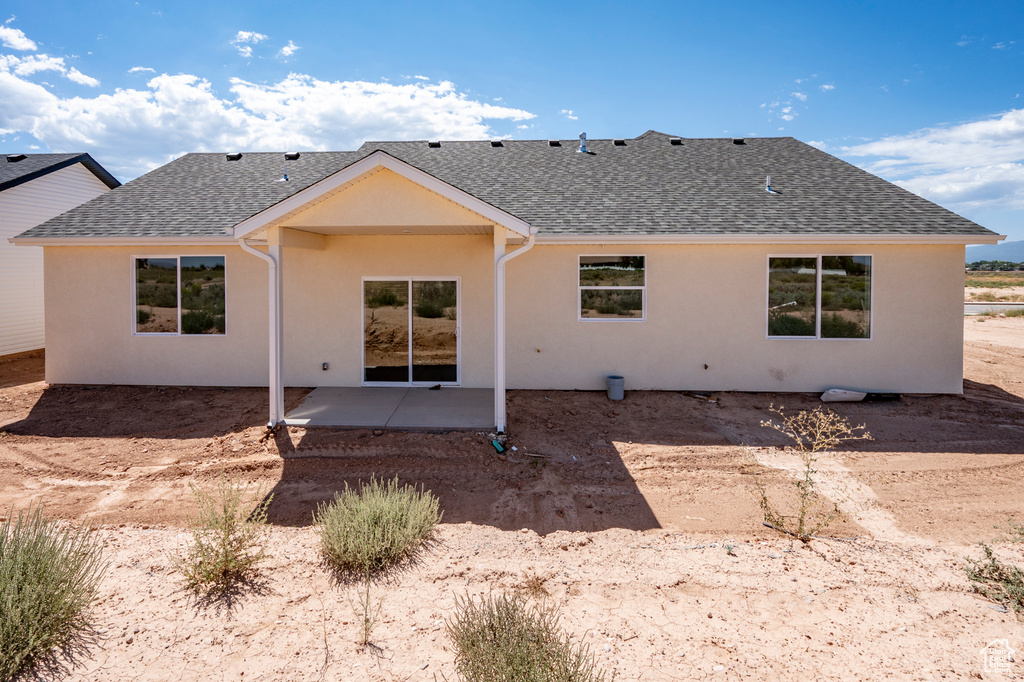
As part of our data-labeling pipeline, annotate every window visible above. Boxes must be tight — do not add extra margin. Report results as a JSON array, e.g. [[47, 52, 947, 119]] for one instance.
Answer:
[[134, 256, 226, 335], [768, 255, 871, 339], [579, 255, 646, 320]]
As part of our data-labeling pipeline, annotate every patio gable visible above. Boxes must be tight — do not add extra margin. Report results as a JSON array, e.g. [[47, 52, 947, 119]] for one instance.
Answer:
[[232, 150, 530, 241], [279, 167, 496, 235]]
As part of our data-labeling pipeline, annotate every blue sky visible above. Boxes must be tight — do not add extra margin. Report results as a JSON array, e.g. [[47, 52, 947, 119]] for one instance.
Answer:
[[2, 0, 1022, 241]]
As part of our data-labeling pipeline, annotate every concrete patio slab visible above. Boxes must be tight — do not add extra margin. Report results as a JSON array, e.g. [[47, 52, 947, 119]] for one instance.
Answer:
[[283, 386, 494, 430], [284, 387, 408, 427]]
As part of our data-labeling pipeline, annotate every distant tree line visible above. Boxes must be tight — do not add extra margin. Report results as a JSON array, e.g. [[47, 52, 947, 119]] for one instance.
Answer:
[[966, 260, 1024, 271]]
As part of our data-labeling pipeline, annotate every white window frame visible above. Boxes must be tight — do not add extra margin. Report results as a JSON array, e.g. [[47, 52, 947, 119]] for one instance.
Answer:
[[578, 254, 647, 322], [766, 254, 873, 340], [361, 276, 462, 387], [131, 255, 227, 336]]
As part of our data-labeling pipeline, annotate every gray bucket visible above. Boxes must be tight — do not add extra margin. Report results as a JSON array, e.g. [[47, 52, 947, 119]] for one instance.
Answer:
[[606, 375, 625, 401]]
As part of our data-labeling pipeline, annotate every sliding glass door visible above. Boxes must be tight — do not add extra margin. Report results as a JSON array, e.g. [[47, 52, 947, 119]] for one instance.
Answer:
[[363, 278, 459, 385]]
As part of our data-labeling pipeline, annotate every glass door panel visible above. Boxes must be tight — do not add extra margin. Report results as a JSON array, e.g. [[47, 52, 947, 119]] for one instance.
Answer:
[[364, 281, 409, 382], [411, 280, 458, 383]]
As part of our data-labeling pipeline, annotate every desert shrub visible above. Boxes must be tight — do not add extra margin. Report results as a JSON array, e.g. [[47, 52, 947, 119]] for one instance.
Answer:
[[181, 310, 215, 334], [366, 288, 404, 308], [414, 300, 447, 318], [998, 518, 1024, 542], [315, 477, 440, 644], [0, 506, 105, 681], [768, 313, 815, 336], [752, 405, 872, 542], [175, 474, 272, 597], [136, 308, 152, 325], [447, 592, 607, 682], [965, 544, 1024, 616], [1006, 308, 1024, 318], [820, 313, 865, 338], [316, 477, 440, 576]]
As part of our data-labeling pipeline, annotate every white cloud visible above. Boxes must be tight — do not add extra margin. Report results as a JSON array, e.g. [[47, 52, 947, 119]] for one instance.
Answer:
[[807, 140, 827, 150], [278, 40, 299, 58], [1, 53, 99, 86], [560, 108, 578, 120], [0, 69, 535, 179], [66, 67, 99, 87], [0, 24, 36, 51], [792, 91, 807, 101], [230, 31, 268, 58], [820, 83, 835, 91], [843, 108, 1024, 212], [413, 75, 429, 81], [129, 66, 155, 73]]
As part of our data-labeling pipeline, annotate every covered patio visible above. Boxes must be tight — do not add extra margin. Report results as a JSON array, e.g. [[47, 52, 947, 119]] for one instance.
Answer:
[[233, 150, 536, 432], [283, 386, 494, 429]]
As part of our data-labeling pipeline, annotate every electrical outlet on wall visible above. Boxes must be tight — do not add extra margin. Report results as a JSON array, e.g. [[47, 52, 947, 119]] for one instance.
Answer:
[[322, 362, 329, 371]]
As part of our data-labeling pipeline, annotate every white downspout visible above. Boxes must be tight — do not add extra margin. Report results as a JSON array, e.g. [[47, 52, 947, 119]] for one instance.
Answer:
[[238, 238, 284, 427], [494, 227, 537, 433]]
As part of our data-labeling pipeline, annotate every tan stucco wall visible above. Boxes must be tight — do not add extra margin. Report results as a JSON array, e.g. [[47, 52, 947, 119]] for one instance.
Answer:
[[43, 236, 496, 388], [504, 243, 966, 394], [44, 246, 269, 386], [282, 234, 495, 387], [280, 168, 491, 231], [43, 241, 966, 394]]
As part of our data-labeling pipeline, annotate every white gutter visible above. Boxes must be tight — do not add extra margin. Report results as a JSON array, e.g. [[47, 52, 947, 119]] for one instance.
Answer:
[[238, 238, 284, 427], [494, 227, 538, 432], [535, 233, 1007, 245]]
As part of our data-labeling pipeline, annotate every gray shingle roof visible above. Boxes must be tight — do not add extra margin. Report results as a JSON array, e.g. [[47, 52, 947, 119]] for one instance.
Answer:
[[1, 153, 120, 193], [15, 131, 996, 240]]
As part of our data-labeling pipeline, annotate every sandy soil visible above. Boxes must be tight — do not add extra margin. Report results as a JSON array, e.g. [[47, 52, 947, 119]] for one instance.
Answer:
[[1, 319, 1023, 680], [965, 285, 1024, 302]]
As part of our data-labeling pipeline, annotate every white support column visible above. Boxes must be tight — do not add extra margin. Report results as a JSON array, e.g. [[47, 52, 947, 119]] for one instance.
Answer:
[[239, 232, 285, 427], [493, 226, 537, 434]]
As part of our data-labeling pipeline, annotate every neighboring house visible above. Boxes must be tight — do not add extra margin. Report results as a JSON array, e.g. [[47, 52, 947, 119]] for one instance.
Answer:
[[11, 131, 1002, 430], [1, 153, 120, 356]]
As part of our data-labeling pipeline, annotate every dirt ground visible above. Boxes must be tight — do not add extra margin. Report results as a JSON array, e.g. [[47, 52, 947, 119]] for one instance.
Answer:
[[1, 318, 1023, 680]]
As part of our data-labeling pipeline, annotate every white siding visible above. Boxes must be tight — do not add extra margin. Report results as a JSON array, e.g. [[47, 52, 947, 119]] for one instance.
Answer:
[[0, 163, 111, 356]]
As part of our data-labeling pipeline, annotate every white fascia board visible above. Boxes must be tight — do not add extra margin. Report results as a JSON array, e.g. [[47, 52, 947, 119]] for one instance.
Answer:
[[10, 236, 240, 247], [231, 150, 532, 240], [535, 233, 1006, 246]]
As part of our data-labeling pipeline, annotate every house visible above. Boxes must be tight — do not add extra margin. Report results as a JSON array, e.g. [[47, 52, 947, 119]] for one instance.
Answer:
[[11, 131, 1002, 431], [1, 153, 120, 357]]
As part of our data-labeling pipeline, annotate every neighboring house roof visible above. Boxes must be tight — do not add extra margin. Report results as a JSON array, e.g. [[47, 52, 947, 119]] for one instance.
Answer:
[[13, 131, 998, 242], [1, 153, 121, 193]]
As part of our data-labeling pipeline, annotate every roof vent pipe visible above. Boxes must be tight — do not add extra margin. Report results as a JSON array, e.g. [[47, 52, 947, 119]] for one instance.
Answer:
[[765, 175, 780, 194], [577, 132, 588, 154], [284, 151, 300, 160]]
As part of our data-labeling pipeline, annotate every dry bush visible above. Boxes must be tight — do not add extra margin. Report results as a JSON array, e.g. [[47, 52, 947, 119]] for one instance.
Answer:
[[753, 405, 872, 542], [0, 506, 105, 680], [175, 473, 272, 598], [315, 476, 440, 645], [446, 592, 608, 682], [965, 544, 1024, 618]]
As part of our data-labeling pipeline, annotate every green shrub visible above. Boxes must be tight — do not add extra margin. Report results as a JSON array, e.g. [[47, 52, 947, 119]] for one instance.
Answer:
[[316, 477, 440, 645], [136, 308, 152, 325], [820, 313, 865, 338], [447, 592, 608, 682], [315, 476, 440, 578], [965, 544, 1024, 616], [1006, 308, 1024, 318], [768, 313, 815, 336], [182, 310, 215, 334], [366, 289, 404, 308], [0, 507, 105, 681], [414, 300, 447, 318], [175, 474, 272, 598]]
